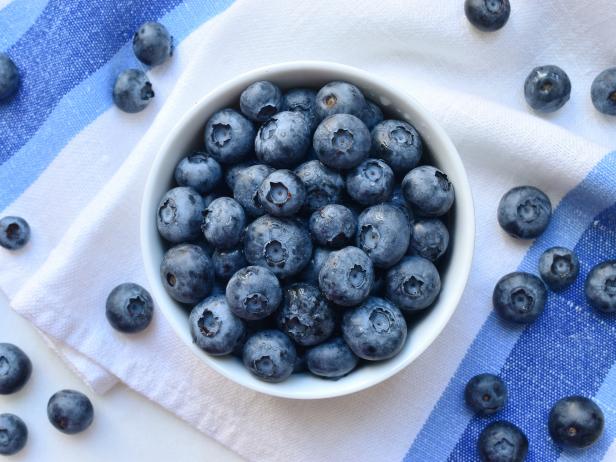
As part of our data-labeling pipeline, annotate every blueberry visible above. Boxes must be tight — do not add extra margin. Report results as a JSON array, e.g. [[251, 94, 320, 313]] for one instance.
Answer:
[[226, 266, 282, 320], [315, 81, 366, 119], [538, 247, 579, 291], [371, 120, 423, 175], [132, 22, 173, 67], [346, 159, 394, 206], [313, 114, 371, 170], [319, 246, 374, 306], [212, 248, 247, 280], [524, 65, 571, 113], [0, 414, 27, 455], [309, 204, 356, 248], [294, 160, 345, 212], [492, 272, 547, 323], [0, 216, 30, 250], [225, 160, 256, 190], [242, 330, 296, 383], [105, 283, 154, 333], [548, 396, 604, 448], [239, 80, 282, 122], [204, 108, 256, 164], [360, 99, 384, 130], [201, 197, 246, 249], [0, 53, 19, 100], [357, 204, 411, 268], [189, 295, 246, 355], [408, 218, 450, 261], [174, 152, 222, 194], [591, 68, 616, 116], [306, 337, 358, 379], [465, 373, 508, 416], [585, 261, 616, 313], [257, 169, 306, 217], [47, 390, 94, 435], [465, 0, 511, 32], [277, 283, 335, 346], [0, 343, 32, 394], [160, 244, 214, 304], [232, 164, 275, 216], [156, 186, 205, 243], [281, 88, 319, 130], [386, 256, 441, 311], [112, 69, 154, 113], [255, 111, 312, 168], [402, 166, 454, 217], [478, 421, 528, 462], [244, 215, 313, 278], [342, 297, 407, 361], [497, 186, 551, 239], [299, 247, 331, 285]]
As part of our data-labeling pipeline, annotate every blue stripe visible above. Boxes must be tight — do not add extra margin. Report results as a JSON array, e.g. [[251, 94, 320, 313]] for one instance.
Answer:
[[0, 0, 234, 211], [0, 0, 48, 49], [405, 151, 616, 461]]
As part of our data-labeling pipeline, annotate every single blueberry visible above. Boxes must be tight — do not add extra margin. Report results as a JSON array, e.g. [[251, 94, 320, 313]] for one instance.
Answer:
[[0, 414, 27, 455], [232, 164, 275, 216], [309, 204, 356, 248], [524, 65, 571, 113], [493, 272, 547, 323], [313, 114, 371, 170], [371, 120, 423, 175], [0, 343, 32, 394], [408, 218, 450, 261], [465, 373, 508, 416], [189, 295, 246, 356], [497, 186, 552, 239], [132, 22, 173, 67], [204, 108, 256, 164], [299, 247, 332, 285], [591, 68, 616, 116], [212, 248, 247, 281], [0, 53, 19, 100], [160, 244, 214, 304], [226, 266, 282, 320], [281, 88, 320, 130], [105, 283, 154, 333], [315, 81, 366, 119], [386, 255, 441, 311], [0, 216, 30, 250], [465, 0, 511, 32], [346, 159, 395, 206], [357, 204, 411, 268], [156, 186, 205, 243], [47, 390, 94, 435], [318, 246, 374, 306], [585, 260, 616, 313], [239, 80, 283, 122], [257, 169, 306, 217], [538, 247, 579, 291], [306, 337, 358, 379], [294, 160, 345, 213], [112, 69, 154, 113], [548, 396, 604, 448], [255, 111, 312, 168], [244, 215, 313, 278], [360, 99, 384, 130], [277, 283, 335, 346], [478, 421, 528, 462], [402, 166, 455, 216], [174, 152, 222, 195], [201, 197, 246, 249], [342, 297, 407, 361], [242, 330, 296, 383]]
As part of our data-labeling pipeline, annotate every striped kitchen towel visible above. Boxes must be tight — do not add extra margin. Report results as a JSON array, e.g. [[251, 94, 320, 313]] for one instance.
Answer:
[[1, 0, 615, 460]]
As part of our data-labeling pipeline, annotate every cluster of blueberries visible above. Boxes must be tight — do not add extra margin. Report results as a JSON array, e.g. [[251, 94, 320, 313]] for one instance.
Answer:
[[155, 78, 454, 383]]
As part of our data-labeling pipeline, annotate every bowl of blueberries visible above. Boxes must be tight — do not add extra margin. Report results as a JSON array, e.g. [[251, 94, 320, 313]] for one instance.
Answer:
[[141, 61, 474, 399]]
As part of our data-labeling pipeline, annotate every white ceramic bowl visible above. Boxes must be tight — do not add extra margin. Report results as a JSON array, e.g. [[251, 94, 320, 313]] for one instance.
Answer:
[[141, 61, 474, 399]]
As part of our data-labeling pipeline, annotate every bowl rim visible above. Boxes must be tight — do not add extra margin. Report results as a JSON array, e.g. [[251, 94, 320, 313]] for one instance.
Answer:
[[141, 60, 475, 399]]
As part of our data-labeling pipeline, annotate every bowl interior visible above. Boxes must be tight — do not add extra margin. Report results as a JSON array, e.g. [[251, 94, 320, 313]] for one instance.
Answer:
[[141, 62, 474, 399]]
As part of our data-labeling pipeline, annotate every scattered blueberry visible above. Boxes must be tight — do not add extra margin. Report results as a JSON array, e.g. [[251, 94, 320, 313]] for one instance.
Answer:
[[585, 261, 616, 313], [357, 204, 411, 268], [47, 390, 94, 435], [189, 295, 246, 355], [465, 0, 511, 32], [319, 246, 374, 306], [524, 65, 571, 113], [240, 80, 282, 123], [386, 256, 441, 311], [549, 396, 604, 448], [232, 164, 275, 216], [0, 216, 30, 250], [156, 186, 205, 243], [0, 414, 27, 455], [202, 197, 246, 249], [478, 421, 528, 462], [313, 114, 371, 170], [346, 159, 394, 206], [112, 69, 154, 113], [105, 283, 154, 333], [465, 373, 508, 416], [0, 53, 19, 100], [212, 248, 247, 281], [204, 109, 256, 164], [306, 337, 358, 379], [408, 218, 450, 261], [299, 247, 331, 285], [282, 88, 319, 130], [294, 160, 345, 212], [315, 81, 366, 119], [226, 266, 282, 320], [255, 111, 312, 168], [242, 330, 296, 383], [493, 272, 547, 323], [591, 68, 616, 116], [497, 186, 552, 239], [402, 166, 454, 216], [0, 343, 32, 394], [132, 22, 173, 67], [538, 247, 579, 291], [360, 99, 384, 130], [257, 169, 306, 217], [174, 152, 222, 195], [309, 204, 356, 248], [160, 243, 214, 304], [371, 120, 423, 175]]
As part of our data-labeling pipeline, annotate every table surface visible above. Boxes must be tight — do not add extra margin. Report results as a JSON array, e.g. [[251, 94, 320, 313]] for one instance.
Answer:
[[0, 290, 243, 462]]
